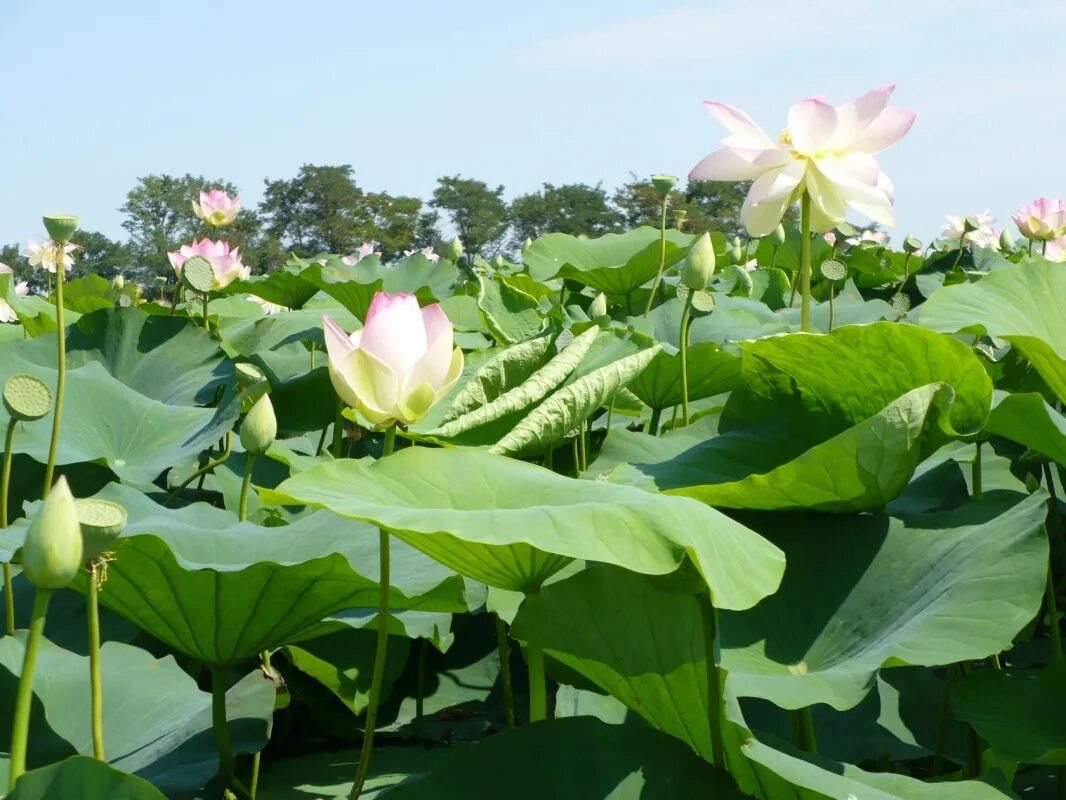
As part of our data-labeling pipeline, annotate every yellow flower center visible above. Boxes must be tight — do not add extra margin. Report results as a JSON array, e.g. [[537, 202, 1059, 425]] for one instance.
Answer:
[[777, 128, 792, 146]]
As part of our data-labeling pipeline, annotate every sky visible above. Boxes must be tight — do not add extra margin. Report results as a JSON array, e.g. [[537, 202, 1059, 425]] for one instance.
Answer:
[[2, 0, 1064, 247]]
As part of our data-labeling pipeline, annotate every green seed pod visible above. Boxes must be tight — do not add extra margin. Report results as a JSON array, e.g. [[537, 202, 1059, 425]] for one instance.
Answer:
[[446, 236, 463, 262], [23, 477, 83, 589], [240, 394, 277, 456], [681, 232, 716, 290], [651, 174, 677, 195], [181, 255, 216, 293], [42, 215, 79, 244], [963, 216, 981, 234], [589, 293, 608, 318], [769, 224, 787, 246], [76, 498, 127, 562], [903, 234, 922, 254], [999, 228, 1015, 251], [3, 374, 53, 422]]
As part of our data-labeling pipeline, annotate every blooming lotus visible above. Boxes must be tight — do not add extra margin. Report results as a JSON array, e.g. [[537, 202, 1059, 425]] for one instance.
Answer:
[[248, 295, 287, 315], [846, 230, 888, 247], [340, 242, 381, 266], [21, 239, 76, 273], [0, 263, 29, 323], [689, 85, 916, 236], [403, 246, 440, 263], [167, 239, 248, 288], [323, 292, 463, 427], [1044, 236, 1066, 262], [192, 189, 241, 227], [942, 211, 999, 250], [1013, 197, 1066, 241]]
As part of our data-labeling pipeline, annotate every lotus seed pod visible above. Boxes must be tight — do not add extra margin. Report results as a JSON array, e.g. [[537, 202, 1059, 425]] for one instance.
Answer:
[[681, 232, 716, 290], [445, 236, 463, 262], [3, 374, 53, 422], [42, 214, 79, 244], [589, 293, 608, 318], [180, 255, 216, 293], [963, 216, 980, 234], [651, 174, 677, 195], [23, 477, 83, 589], [240, 394, 277, 456], [769, 224, 787, 246], [903, 234, 922, 254], [819, 259, 848, 282], [76, 498, 127, 562], [999, 228, 1015, 251]]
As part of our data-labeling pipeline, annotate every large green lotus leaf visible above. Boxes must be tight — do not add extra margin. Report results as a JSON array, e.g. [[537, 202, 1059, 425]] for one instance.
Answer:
[[918, 257, 1066, 401], [953, 664, 1066, 766], [0, 359, 238, 484], [524, 226, 695, 283], [0, 636, 272, 797], [12, 307, 231, 405], [627, 342, 742, 410], [252, 346, 336, 436], [218, 306, 359, 358], [776, 281, 897, 333], [263, 448, 785, 610], [255, 746, 450, 799], [8, 756, 167, 800], [634, 296, 788, 348], [720, 492, 1049, 711], [383, 716, 742, 800], [476, 273, 546, 344], [557, 238, 689, 296], [436, 336, 553, 423], [224, 270, 320, 309], [17, 484, 468, 666], [59, 274, 115, 314], [984, 390, 1066, 464]]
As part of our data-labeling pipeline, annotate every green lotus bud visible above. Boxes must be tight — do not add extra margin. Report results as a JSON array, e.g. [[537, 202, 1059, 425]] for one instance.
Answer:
[[42, 214, 79, 244], [651, 174, 677, 195], [681, 232, 716, 290], [589, 293, 608, 318], [999, 228, 1015, 250], [23, 477, 83, 589], [730, 236, 744, 264], [769, 224, 786, 246], [446, 236, 463, 262], [903, 234, 922, 254], [524, 238, 533, 250], [494, 254, 506, 268], [963, 216, 980, 234], [240, 394, 277, 456], [112, 274, 125, 292]]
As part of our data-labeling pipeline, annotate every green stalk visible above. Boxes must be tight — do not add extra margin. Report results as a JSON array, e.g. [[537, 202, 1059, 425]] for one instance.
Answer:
[[238, 454, 257, 522], [88, 564, 105, 760], [790, 708, 818, 754], [932, 664, 956, 776], [643, 194, 670, 316], [1048, 562, 1062, 662], [332, 398, 344, 458], [698, 592, 726, 769], [799, 192, 812, 332], [1043, 240, 1049, 257], [972, 442, 983, 502], [202, 292, 210, 331], [9, 588, 53, 790], [42, 265, 67, 494], [524, 588, 548, 722], [2, 418, 16, 634], [1044, 463, 1066, 580], [950, 237, 967, 272], [827, 284, 836, 332], [164, 432, 232, 506], [647, 407, 662, 438], [414, 639, 427, 741], [211, 667, 254, 799], [679, 293, 695, 426], [495, 615, 517, 729], [348, 426, 397, 800]]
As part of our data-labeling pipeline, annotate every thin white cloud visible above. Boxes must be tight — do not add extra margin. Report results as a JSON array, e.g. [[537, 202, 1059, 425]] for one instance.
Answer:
[[513, 0, 1050, 69]]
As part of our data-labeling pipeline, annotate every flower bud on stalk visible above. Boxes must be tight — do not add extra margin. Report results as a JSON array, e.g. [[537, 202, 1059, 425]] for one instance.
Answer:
[[240, 394, 277, 456], [999, 228, 1015, 251], [769, 224, 787, 247], [445, 236, 463, 262], [681, 232, 716, 290], [589, 293, 608, 319], [23, 476, 82, 590]]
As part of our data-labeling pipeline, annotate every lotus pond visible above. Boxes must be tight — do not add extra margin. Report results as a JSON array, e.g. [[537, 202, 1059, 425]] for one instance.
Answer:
[[0, 88, 1065, 800]]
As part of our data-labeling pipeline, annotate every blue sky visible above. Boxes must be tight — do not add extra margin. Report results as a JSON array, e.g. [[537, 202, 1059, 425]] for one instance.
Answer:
[[2, 0, 1064, 246]]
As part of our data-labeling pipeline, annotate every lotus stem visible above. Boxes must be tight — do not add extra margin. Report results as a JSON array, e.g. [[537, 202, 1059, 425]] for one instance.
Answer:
[[164, 432, 232, 506], [42, 266, 67, 494], [1043, 463, 1066, 581], [2, 418, 16, 634], [679, 293, 695, 426], [950, 237, 967, 272], [332, 397, 344, 458], [202, 292, 210, 331], [799, 192, 812, 333], [827, 285, 836, 332], [1043, 240, 1049, 257], [88, 562, 105, 760], [9, 588, 53, 790], [348, 425, 397, 800], [496, 615, 517, 729], [972, 442, 983, 502], [543, 445, 554, 471], [523, 588, 548, 723], [790, 707, 818, 754], [414, 638, 427, 741], [698, 591, 727, 768], [238, 454, 257, 522], [643, 194, 670, 316], [932, 664, 956, 775], [211, 667, 253, 800], [1048, 563, 1062, 662], [647, 407, 662, 438]]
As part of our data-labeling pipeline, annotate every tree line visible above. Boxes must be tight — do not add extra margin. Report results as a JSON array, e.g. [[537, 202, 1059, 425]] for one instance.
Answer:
[[1, 165, 749, 290]]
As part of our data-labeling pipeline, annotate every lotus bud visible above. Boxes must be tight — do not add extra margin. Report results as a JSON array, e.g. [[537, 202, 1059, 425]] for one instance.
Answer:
[[903, 235, 922, 254], [999, 228, 1015, 251], [445, 236, 463, 262], [730, 236, 744, 264], [524, 238, 533, 250], [112, 274, 125, 291], [651, 174, 678, 195], [589, 293, 608, 318], [240, 394, 277, 456], [42, 215, 79, 244], [769, 224, 786, 246], [494, 254, 506, 268], [23, 477, 83, 589], [681, 232, 716, 290]]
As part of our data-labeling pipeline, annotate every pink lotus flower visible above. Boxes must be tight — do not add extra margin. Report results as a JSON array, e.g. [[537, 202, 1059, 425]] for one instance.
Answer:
[[1012, 197, 1066, 241], [0, 262, 29, 323], [1045, 236, 1066, 262], [167, 238, 248, 289], [323, 292, 463, 427], [941, 211, 999, 250], [192, 189, 241, 227], [823, 232, 837, 247], [21, 239, 76, 273], [689, 85, 916, 236], [341, 242, 381, 266], [403, 246, 440, 263], [846, 230, 888, 247]]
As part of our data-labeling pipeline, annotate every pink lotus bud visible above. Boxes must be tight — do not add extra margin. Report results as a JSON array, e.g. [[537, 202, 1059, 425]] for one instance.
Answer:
[[322, 293, 464, 427], [192, 189, 241, 227]]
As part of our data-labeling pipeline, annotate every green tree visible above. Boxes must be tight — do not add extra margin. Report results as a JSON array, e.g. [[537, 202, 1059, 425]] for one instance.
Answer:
[[509, 182, 623, 245], [431, 175, 509, 261], [612, 176, 753, 239], [364, 192, 439, 261], [73, 230, 134, 281]]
